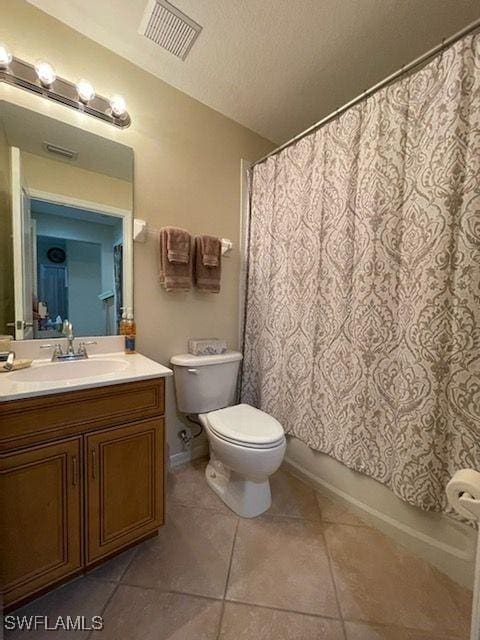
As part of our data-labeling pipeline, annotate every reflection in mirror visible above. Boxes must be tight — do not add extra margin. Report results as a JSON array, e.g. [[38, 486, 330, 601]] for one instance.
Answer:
[[0, 101, 133, 340]]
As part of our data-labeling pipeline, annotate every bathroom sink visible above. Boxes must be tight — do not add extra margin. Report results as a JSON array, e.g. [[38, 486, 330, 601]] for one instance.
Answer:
[[9, 358, 129, 382]]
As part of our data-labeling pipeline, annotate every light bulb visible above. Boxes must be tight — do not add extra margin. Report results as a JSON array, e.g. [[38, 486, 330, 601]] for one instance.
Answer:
[[76, 78, 95, 103], [35, 60, 56, 87], [109, 94, 127, 117], [0, 43, 12, 69]]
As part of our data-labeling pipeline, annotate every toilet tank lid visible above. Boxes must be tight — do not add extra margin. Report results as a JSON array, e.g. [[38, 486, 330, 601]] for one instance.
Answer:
[[170, 350, 243, 367]]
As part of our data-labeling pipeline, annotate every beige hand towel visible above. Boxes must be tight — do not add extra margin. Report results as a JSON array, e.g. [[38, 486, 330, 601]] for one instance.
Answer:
[[200, 235, 220, 267], [166, 227, 190, 264], [194, 236, 221, 293], [159, 228, 193, 291]]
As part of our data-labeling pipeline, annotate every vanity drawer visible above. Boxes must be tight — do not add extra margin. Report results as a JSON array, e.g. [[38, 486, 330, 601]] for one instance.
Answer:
[[0, 378, 165, 452]]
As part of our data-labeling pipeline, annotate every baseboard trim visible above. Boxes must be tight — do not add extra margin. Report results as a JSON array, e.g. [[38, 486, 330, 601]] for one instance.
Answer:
[[284, 455, 473, 562], [169, 441, 208, 469]]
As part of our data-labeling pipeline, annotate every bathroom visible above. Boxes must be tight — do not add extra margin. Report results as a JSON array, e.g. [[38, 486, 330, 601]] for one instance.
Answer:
[[0, 0, 479, 638]]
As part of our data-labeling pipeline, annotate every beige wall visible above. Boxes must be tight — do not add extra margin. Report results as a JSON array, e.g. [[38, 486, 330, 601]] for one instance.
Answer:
[[1, 0, 273, 453], [22, 152, 132, 211], [0, 120, 14, 336]]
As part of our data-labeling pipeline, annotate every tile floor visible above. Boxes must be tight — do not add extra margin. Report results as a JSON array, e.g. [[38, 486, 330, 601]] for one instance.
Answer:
[[6, 458, 472, 639]]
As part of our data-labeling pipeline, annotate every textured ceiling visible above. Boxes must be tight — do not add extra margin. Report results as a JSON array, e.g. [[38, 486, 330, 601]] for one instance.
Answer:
[[27, 0, 480, 143]]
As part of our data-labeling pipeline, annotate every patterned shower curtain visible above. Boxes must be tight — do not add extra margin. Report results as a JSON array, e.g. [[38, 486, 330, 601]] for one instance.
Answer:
[[241, 33, 480, 512]]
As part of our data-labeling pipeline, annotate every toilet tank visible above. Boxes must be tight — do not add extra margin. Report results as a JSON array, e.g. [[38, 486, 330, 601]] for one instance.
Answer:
[[170, 351, 243, 414]]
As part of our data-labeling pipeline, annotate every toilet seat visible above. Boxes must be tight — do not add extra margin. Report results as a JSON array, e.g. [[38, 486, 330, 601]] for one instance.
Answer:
[[205, 403, 285, 449], [207, 425, 286, 450]]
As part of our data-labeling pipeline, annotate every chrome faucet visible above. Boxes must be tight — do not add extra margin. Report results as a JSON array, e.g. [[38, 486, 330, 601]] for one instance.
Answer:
[[63, 320, 75, 355], [39, 321, 97, 362]]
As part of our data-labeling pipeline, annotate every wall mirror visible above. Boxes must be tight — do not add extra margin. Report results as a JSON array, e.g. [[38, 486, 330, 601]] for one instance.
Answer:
[[0, 101, 133, 340]]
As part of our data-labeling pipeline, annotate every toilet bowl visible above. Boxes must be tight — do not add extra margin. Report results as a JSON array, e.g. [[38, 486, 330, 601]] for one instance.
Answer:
[[199, 404, 286, 517], [170, 351, 286, 517]]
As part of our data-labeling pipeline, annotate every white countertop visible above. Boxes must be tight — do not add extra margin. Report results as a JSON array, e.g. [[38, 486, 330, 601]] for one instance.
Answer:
[[0, 352, 172, 402]]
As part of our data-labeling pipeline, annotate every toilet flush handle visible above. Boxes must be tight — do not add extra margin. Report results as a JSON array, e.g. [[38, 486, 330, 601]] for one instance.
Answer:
[[187, 368, 198, 374]]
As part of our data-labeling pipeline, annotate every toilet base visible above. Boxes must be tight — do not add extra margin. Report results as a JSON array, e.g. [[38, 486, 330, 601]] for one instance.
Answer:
[[205, 460, 272, 518]]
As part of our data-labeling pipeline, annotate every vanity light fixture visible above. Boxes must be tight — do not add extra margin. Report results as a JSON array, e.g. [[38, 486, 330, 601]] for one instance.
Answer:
[[0, 44, 131, 128], [0, 43, 12, 69]]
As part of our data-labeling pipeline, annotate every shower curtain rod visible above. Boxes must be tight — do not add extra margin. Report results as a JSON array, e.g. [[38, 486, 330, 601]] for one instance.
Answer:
[[252, 17, 480, 168]]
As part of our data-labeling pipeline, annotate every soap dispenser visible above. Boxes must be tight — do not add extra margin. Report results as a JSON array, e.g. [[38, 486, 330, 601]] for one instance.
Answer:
[[119, 307, 127, 335], [124, 308, 136, 354]]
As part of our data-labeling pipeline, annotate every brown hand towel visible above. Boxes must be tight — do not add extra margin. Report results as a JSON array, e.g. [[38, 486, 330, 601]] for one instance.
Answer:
[[200, 235, 220, 267], [158, 228, 193, 291], [194, 236, 221, 293], [166, 226, 190, 263]]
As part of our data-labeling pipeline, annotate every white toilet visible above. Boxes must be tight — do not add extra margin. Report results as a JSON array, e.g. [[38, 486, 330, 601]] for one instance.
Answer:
[[170, 351, 286, 517]]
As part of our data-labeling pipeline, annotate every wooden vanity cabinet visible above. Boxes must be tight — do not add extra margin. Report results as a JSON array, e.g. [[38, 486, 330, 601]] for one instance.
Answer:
[[0, 378, 165, 610]]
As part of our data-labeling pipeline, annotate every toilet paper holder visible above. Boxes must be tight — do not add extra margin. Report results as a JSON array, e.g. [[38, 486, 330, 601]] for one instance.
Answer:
[[458, 493, 480, 520], [447, 469, 480, 640]]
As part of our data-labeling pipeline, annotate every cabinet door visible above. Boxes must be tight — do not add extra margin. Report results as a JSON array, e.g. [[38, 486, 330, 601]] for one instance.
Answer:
[[1, 438, 82, 607], [85, 418, 164, 564]]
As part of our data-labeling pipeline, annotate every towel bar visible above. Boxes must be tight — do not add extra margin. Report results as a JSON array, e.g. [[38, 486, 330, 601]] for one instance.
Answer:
[[133, 219, 233, 256]]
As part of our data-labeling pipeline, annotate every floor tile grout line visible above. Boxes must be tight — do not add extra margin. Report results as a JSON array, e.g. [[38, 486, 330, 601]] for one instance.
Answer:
[[106, 580, 225, 604], [116, 546, 140, 583], [312, 481, 349, 634], [320, 527, 348, 640], [313, 489, 373, 530], [100, 577, 345, 624], [286, 466, 374, 527], [167, 499, 234, 516], [222, 596, 345, 623], [86, 545, 139, 587], [170, 495, 374, 529], [215, 517, 240, 640], [222, 518, 240, 600], [169, 497, 365, 526], [85, 581, 120, 640], [95, 577, 346, 624]]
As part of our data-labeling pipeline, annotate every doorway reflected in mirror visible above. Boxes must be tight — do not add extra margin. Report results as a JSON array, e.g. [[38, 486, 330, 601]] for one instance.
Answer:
[[33, 200, 124, 338]]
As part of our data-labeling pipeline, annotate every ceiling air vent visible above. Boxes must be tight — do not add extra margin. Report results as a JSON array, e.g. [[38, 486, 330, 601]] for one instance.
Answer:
[[139, 0, 202, 61]]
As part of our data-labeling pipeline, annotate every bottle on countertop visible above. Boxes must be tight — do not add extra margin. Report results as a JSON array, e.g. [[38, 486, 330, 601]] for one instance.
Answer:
[[124, 308, 136, 354]]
